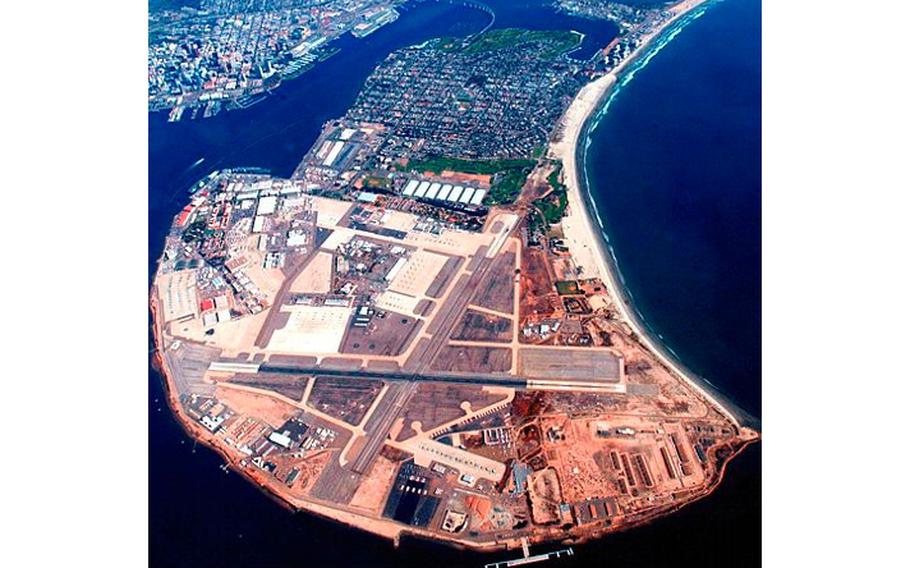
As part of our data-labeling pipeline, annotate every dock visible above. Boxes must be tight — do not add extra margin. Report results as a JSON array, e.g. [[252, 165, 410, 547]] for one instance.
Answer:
[[484, 539, 574, 568]]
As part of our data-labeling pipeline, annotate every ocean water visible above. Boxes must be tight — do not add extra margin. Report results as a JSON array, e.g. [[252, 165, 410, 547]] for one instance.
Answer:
[[584, 0, 762, 419], [149, 1, 760, 566]]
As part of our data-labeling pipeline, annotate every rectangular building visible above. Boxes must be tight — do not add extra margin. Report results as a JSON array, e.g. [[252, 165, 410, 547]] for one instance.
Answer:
[[403, 179, 419, 196], [256, 195, 278, 216], [323, 141, 345, 166], [447, 185, 464, 202]]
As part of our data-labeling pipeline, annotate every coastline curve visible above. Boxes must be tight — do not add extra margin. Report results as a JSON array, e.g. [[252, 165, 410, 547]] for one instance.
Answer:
[[560, 0, 760, 431]]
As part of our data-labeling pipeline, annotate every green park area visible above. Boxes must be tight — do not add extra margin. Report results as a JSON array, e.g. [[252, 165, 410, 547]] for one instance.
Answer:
[[528, 163, 569, 235], [439, 28, 582, 60]]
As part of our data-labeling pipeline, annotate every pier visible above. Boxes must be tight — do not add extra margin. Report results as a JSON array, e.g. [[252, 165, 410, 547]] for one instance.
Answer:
[[483, 539, 574, 568]]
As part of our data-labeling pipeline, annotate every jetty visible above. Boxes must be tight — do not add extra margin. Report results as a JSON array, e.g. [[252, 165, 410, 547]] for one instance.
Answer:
[[484, 539, 574, 568]]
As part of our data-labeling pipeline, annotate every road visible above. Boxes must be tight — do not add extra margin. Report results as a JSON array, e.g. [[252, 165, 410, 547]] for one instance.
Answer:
[[349, 381, 418, 474], [308, 381, 419, 504]]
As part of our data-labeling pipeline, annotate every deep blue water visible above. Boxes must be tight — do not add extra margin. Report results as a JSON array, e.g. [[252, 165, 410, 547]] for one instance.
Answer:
[[483, 0, 618, 59], [585, 0, 761, 418], [149, 1, 760, 566]]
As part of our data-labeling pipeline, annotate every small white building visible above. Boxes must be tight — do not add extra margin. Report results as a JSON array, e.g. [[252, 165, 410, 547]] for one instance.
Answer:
[[268, 431, 292, 449], [256, 195, 278, 216], [201, 415, 224, 432]]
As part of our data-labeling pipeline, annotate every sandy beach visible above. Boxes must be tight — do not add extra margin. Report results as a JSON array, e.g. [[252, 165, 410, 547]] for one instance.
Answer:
[[554, 0, 752, 429]]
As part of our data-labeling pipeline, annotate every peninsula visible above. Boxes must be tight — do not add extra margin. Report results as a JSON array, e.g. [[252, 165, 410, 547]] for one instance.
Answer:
[[151, 0, 758, 554]]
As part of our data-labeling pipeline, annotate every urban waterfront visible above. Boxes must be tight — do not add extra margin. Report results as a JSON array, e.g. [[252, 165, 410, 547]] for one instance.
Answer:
[[149, 1, 760, 566]]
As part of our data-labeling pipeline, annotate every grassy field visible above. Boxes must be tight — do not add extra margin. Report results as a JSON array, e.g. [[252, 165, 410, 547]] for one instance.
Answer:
[[435, 28, 582, 60], [555, 280, 581, 295], [536, 164, 569, 225], [490, 167, 533, 204], [361, 175, 390, 190], [526, 162, 570, 236]]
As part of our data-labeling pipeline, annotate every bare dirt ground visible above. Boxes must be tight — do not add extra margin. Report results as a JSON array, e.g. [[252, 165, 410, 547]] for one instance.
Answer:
[[470, 249, 516, 314], [437, 170, 492, 185], [214, 385, 298, 428], [308, 377, 384, 426], [528, 467, 562, 524], [520, 247, 560, 324], [349, 454, 398, 513], [223, 374, 309, 402], [340, 312, 423, 356], [522, 248, 555, 297], [291, 450, 333, 496], [451, 309, 513, 343], [430, 345, 512, 374], [393, 384, 511, 441]]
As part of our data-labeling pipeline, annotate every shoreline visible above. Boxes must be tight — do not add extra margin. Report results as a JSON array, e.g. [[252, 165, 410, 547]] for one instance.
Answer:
[[151, 280, 755, 553], [149, 294, 519, 554], [555, 0, 760, 432], [148, 0, 760, 553]]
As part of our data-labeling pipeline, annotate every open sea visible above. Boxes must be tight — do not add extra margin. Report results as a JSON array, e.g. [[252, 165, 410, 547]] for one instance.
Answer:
[[149, 1, 761, 566], [583, 0, 761, 421]]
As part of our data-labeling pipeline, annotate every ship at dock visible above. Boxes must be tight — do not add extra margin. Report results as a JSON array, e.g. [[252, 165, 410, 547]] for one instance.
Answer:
[[351, 7, 399, 38]]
